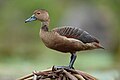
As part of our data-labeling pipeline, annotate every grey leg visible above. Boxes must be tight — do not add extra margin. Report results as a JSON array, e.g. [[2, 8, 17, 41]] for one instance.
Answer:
[[69, 52, 77, 69]]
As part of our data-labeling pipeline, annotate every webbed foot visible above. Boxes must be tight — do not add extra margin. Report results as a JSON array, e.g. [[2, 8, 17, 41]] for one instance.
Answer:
[[53, 66, 74, 70]]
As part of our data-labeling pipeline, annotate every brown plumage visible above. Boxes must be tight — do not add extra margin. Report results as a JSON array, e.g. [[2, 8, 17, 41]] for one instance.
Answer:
[[25, 9, 104, 69], [53, 26, 99, 43]]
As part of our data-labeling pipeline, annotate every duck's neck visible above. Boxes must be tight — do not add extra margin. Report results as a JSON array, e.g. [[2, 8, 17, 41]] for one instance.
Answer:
[[41, 19, 50, 31]]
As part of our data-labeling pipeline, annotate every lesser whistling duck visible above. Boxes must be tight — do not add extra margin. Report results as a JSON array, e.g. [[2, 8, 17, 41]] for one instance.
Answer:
[[25, 9, 104, 69]]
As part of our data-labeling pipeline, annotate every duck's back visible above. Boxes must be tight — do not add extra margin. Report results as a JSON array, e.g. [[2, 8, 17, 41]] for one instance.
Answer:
[[53, 26, 99, 44]]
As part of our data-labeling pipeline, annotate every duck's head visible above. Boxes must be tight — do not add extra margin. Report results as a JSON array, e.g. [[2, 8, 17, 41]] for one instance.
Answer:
[[25, 9, 49, 23]]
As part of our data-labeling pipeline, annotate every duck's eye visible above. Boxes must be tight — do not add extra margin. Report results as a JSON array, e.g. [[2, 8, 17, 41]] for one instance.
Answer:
[[37, 13, 40, 15]]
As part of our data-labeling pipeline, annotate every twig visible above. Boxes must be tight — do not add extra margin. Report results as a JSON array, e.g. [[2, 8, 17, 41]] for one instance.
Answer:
[[63, 69, 78, 80], [18, 73, 33, 80], [76, 70, 97, 80], [17, 68, 52, 80], [18, 66, 97, 80]]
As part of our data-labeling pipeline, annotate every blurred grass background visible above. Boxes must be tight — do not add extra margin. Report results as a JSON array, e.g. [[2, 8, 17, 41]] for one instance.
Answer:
[[0, 0, 120, 80]]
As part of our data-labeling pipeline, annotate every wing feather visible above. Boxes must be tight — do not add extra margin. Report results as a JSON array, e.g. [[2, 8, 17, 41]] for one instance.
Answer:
[[53, 26, 99, 43]]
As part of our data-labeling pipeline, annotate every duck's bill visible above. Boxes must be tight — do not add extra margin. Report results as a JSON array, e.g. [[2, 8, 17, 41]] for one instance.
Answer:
[[25, 14, 37, 23]]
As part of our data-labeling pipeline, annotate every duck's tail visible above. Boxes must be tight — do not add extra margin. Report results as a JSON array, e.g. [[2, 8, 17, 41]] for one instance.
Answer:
[[97, 44, 104, 49]]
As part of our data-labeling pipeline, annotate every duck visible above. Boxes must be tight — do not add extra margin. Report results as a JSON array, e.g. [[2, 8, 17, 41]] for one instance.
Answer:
[[25, 9, 104, 69]]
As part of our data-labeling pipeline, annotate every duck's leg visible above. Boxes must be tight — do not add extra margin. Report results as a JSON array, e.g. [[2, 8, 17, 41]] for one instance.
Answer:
[[69, 52, 77, 69], [53, 52, 77, 70]]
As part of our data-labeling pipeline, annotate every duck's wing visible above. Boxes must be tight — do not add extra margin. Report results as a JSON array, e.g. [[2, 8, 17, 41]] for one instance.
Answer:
[[52, 26, 99, 43]]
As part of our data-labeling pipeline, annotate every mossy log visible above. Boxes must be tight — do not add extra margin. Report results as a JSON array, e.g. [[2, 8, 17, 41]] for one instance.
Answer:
[[18, 66, 97, 80]]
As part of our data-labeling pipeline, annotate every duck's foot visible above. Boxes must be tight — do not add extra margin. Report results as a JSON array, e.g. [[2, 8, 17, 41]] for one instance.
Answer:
[[53, 66, 74, 70]]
